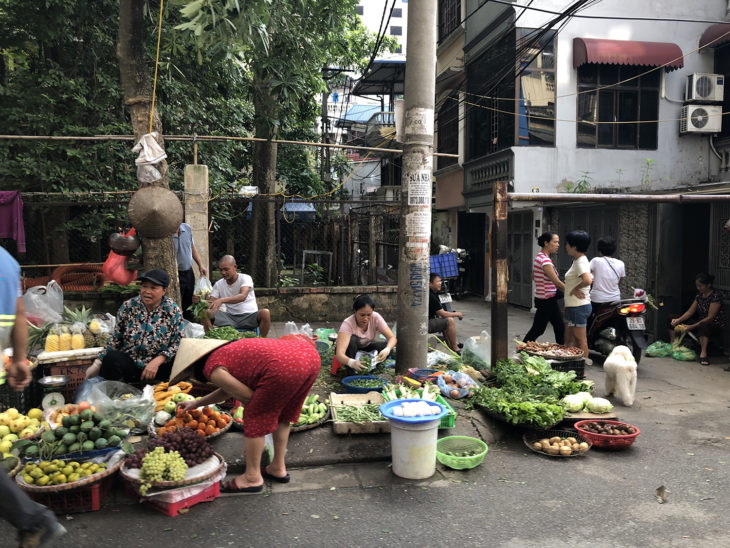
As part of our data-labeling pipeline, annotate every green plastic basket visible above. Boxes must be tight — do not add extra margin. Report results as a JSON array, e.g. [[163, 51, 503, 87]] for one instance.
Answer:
[[436, 436, 488, 470]]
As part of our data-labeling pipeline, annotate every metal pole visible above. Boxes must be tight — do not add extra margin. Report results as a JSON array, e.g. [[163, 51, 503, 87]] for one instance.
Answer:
[[491, 181, 509, 364], [395, 0, 436, 375]]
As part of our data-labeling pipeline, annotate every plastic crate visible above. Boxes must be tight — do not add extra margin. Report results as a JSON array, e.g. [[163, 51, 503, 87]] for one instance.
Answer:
[[127, 480, 219, 516], [429, 253, 459, 279], [548, 358, 585, 379], [381, 388, 456, 429], [1, 366, 43, 413], [44, 359, 95, 402], [27, 475, 114, 513]]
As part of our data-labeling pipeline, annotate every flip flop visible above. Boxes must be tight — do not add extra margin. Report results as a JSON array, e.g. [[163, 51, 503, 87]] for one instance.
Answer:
[[219, 479, 264, 494], [261, 468, 290, 483], [699, 357, 710, 366]]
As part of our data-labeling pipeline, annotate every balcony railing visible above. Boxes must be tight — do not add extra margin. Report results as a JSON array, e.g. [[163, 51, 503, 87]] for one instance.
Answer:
[[463, 149, 514, 196]]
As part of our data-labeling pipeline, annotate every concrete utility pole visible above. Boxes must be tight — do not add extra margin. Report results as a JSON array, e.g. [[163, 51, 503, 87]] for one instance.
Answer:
[[395, 0, 436, 375]]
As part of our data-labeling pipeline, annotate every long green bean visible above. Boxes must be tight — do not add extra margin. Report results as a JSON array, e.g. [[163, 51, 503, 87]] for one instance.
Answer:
[[333, 404, 384, 423]]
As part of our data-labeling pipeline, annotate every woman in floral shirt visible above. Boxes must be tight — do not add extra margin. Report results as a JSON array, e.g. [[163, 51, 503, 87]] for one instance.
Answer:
[[86, 269, 183, 382]]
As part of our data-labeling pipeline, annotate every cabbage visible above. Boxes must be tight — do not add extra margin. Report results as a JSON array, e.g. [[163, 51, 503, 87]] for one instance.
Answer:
[[585, 397, 613, 413], [560, 394, 586, 413], [575, 391, 593, 405]]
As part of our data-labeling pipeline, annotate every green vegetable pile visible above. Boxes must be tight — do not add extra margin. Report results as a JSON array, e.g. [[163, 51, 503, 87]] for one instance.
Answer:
[[347, 377, 386, 388], [468, 353, 594, 428], [292, 394, 328, 426], [333, 404, 384, 423], [203, 326, 258, 341]]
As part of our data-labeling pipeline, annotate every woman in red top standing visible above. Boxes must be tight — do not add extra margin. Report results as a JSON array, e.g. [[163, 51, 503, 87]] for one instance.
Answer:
[[177, 337, 320, 493], [524, 232, 566, 345]]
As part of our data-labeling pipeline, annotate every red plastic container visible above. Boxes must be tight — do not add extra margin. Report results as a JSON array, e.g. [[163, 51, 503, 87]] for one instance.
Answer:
[[128, 481, 220, 517], [27, 475, 114, 513], [573, 420, 640, 450]]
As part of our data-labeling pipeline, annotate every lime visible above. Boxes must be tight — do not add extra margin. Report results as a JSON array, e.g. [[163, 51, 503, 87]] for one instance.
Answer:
[[36, 475, 51, 486]]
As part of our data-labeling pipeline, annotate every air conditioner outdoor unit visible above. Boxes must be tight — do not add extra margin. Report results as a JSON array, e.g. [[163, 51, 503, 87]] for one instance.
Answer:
[[680, 104, 722, 134], [685, 73, 724, 102]]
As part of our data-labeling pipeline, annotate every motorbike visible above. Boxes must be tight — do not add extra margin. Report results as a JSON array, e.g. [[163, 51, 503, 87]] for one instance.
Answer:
[[587, 299, 648, 364]]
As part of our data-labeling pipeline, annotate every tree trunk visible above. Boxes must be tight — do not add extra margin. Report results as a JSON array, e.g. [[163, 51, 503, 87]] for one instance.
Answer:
[[251, 76, 279, 288], [117, 0, 180, 304]]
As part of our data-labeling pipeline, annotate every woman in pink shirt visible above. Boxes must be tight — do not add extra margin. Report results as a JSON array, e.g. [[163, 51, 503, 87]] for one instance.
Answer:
[[524, 232, 566, 345], [334, 294, 397, 373]]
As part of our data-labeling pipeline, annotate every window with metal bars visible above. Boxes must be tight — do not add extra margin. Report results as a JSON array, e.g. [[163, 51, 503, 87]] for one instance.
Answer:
[[437, 92, 459, 170], [438, 0, 461, 43]]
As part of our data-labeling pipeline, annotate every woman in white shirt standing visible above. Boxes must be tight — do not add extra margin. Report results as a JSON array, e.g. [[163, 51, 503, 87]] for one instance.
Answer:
[[564, 230, 593, 363], [589, 237, 625, 307]]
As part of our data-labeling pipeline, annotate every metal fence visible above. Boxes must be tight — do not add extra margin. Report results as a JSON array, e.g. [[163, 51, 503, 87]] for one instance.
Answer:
[[5, 194, 402, 288]]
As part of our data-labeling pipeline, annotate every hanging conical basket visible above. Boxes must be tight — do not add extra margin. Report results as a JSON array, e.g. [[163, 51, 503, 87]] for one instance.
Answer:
[[127, 186, 183, 238]]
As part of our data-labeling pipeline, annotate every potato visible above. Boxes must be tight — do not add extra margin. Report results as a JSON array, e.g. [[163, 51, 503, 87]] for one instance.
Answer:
[[546, 446, 560, 455], [549, 436, 561, 444], [571, 443, 580, 451], [539, 438, 550, 447], [579, 442, 589, 452], [443, 375, 453, 383], [567, 437, 577, 444], [532, 442, 543, 451], [559, 446, 572, 456]]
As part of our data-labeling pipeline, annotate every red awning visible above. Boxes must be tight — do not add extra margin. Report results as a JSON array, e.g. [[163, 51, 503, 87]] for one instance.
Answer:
[[573, 38, 684, 72], [699, 23, 730, 49]]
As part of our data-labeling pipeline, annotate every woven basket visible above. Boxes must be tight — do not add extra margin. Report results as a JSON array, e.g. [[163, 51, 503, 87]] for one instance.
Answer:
[[7, 460, 22, 478], [148, 413, 232, 440], [15, 457, 122, 493], [478, 405, 563, 431], [120, 452, 225, 490], [290, 408, 331, 433], [436, 436, 488, 470], [522, 429, 592, 458]]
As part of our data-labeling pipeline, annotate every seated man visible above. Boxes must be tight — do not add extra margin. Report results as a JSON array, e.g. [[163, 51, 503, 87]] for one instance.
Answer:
[[85, 269, 183, 383], [196, 255, 270, 337], [428, 273, 463, 352]]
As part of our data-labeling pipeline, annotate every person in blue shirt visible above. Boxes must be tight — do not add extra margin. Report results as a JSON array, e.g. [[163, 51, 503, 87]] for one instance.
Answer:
[[174, 222, 207, 322], [0, 246, 66, 546]]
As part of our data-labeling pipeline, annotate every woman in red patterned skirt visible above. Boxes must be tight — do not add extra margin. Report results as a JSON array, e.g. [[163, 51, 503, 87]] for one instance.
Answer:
[[177, 337, 320, 493]]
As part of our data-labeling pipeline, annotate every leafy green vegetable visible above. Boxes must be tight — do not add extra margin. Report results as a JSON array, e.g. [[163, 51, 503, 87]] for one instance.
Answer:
[[203, 326, 257, 341], [468, 387, 564, 428]]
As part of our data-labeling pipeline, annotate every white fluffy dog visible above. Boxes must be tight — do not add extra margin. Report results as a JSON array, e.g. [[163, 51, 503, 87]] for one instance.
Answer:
[[603, 345, 637, 407]]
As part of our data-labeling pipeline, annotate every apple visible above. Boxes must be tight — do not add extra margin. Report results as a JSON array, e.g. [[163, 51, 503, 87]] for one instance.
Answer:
[[163, 400, 177, 414], [172, 392, 188, 403]]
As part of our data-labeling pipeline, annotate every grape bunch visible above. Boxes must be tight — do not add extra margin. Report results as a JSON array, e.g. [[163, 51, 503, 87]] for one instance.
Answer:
[[138, 447, 187, 495], [148, 427, 215, 467]]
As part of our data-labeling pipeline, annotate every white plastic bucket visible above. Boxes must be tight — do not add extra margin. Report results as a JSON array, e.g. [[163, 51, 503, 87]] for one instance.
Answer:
[[388, 417, 441, 479]]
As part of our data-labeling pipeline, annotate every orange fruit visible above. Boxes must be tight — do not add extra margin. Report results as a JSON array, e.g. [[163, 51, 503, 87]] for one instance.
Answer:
[[216, 418, 226, 428], [205, 425, 215, 435], [187, 420, 198, 430], [77, 401, 92, 411]]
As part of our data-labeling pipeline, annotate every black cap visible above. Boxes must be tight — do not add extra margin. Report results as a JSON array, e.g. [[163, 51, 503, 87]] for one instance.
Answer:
[[138, 269, 170, 288]]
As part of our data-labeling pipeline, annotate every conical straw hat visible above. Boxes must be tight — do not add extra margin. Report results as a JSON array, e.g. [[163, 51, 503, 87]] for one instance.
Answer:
[[127, 186, 183, 238], [169, 338, 231, 384]]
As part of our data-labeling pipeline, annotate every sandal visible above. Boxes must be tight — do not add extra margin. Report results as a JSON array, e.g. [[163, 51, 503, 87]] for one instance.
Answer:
[[699, 357, 710, 366], [219, 479, 264, 494], [261, 467, 290, 484]]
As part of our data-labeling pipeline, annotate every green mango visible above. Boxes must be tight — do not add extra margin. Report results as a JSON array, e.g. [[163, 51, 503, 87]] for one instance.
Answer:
[[61, 415, 72, 428], [88, 427, 101, 441], [69, 414, 81, 427], [67, 442, 81, 454], [107, 435, 121, 447], [80, 421, 94, 433], [61, 433, 76, 446], [82, 441, 95, 452], [53, 427, 68, 440], [94, 438, 108, 450], [79, 409, 92, 422], [69, 425, 80, 434], [24, 445, 39, 459], [53, 443, 67, 456], [41, 430, 56, 444], [76, 432, 87, 443], [92, 413, 103, 424], [98, 419, 111, 430]]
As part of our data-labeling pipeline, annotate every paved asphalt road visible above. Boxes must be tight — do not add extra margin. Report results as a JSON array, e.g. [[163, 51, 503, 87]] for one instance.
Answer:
[[2, 299, 728, 547]]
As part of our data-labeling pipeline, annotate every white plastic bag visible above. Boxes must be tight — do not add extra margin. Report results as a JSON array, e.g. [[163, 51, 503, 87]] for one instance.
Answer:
[[132, 132, 167, 166], [182, 320, 205, 339], [22, 281, 64, 323], [194, 276, 213, 299], [284, 321, 298, 336], [355, 350, 378, 371], [91, 381, 155, 432], [462, 330, 491, 371]]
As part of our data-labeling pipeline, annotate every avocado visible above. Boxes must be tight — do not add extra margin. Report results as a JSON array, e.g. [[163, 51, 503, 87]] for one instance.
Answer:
[[80, 421, 94, 433], [107, 435, 121, 447], [54, 427, 68, 440], [94, 438, 108, 450], [98, 419, 111, 430], [67, 442, 82, 454], [61, 433, 76, 446], [24, 445, 40, 459], [61, 415, 72, 428], [69, 425, 80, 434], [88, 427, 101, 441], [82, 441, 95, 452], [41, 430, 56, 444], [79, 409, 92, 422], [69, 414, 81, 427]]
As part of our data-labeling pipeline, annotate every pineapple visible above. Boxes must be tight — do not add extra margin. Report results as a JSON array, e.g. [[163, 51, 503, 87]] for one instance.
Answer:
[[70, 323, 86, 350], [28, 321, 52, 353], [88, 319, 102, 335], [58, 325, 72, 351], [63, 305, 93, 325], [45, 325, 60, 352], [95, 332, 110, 347], [83, 329, 95, 347]]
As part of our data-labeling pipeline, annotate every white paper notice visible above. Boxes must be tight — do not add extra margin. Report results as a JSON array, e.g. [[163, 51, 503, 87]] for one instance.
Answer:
[[407, 170, 432, 206], [405, 210, 431, 238]]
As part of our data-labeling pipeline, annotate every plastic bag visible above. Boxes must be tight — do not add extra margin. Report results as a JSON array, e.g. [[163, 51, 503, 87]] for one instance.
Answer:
[[132, 132, 167, 166], [355, 350, 378, 371], [672, 346, 697, 361], [22, 281, 64, 324], [90, 381, 155, 432], [74, 376, 105, 403], [182, 320, 205, 339], [437, 370, 479, 399], [645, 341, 673, 358], [136, 164, 162, 184], [103, 250, 137, 285], [426, 350, 462, 370], [283, 321, 313, 338], [194, 276, 213, 299], [461, 330, 491, 371]]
